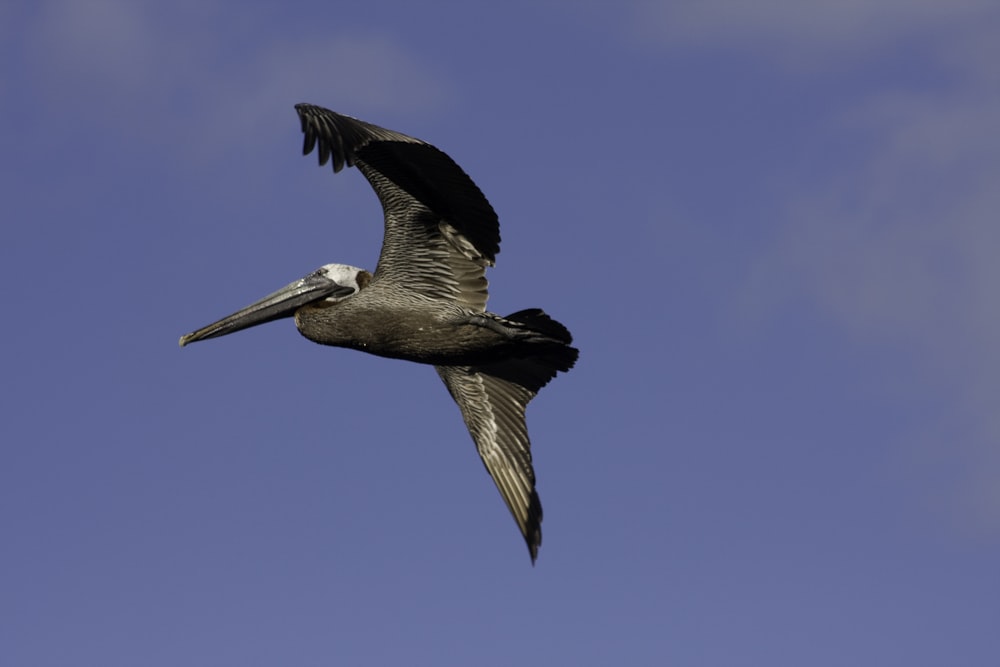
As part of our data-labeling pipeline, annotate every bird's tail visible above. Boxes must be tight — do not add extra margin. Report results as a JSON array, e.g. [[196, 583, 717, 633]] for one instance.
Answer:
[[479, 308, 579, 394]]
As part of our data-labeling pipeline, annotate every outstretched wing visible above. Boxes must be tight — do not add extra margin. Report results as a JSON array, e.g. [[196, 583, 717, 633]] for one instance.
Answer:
[[435, 365, 543, 562], [295, 103, 499, 312]]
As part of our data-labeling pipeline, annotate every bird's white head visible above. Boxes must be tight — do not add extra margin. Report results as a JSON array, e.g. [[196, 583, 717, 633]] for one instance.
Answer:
[[313, 263, 372, 301]]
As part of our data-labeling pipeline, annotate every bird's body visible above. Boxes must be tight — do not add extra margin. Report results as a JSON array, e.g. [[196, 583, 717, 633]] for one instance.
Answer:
[[180, 104, 578, 562], [296, 292, 567, 365]]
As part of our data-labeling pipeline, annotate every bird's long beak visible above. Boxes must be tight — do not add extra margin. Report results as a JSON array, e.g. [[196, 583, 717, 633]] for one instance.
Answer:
[[179, 271, 350, 347]]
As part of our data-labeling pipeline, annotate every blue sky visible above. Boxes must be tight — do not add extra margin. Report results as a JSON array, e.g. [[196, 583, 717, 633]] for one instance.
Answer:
[[3, 1, 999, 664]]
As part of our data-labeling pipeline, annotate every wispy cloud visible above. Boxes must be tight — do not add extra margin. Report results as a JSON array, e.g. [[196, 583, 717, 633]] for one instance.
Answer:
[[641, 0, 1000, 528], [31, 0, 157, 90], [631, 0, 997, 69], [22, 0, 454, 159]]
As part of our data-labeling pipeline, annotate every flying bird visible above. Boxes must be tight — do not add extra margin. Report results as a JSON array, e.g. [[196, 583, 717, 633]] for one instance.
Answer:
[[180, 104, 578, 562]]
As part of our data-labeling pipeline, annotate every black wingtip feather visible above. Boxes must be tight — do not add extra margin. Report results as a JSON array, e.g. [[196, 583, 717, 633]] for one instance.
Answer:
[[293, 102, 502, 262], [527, 504, 541, 564]]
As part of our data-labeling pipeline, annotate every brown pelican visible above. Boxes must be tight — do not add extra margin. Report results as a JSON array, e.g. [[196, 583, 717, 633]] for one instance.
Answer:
[[180, 104, 578, 562]]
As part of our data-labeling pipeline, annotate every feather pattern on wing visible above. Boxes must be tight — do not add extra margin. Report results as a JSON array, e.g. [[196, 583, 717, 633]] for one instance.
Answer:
[[295, 104, 499, 312], [435, 365, 543, 561]]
